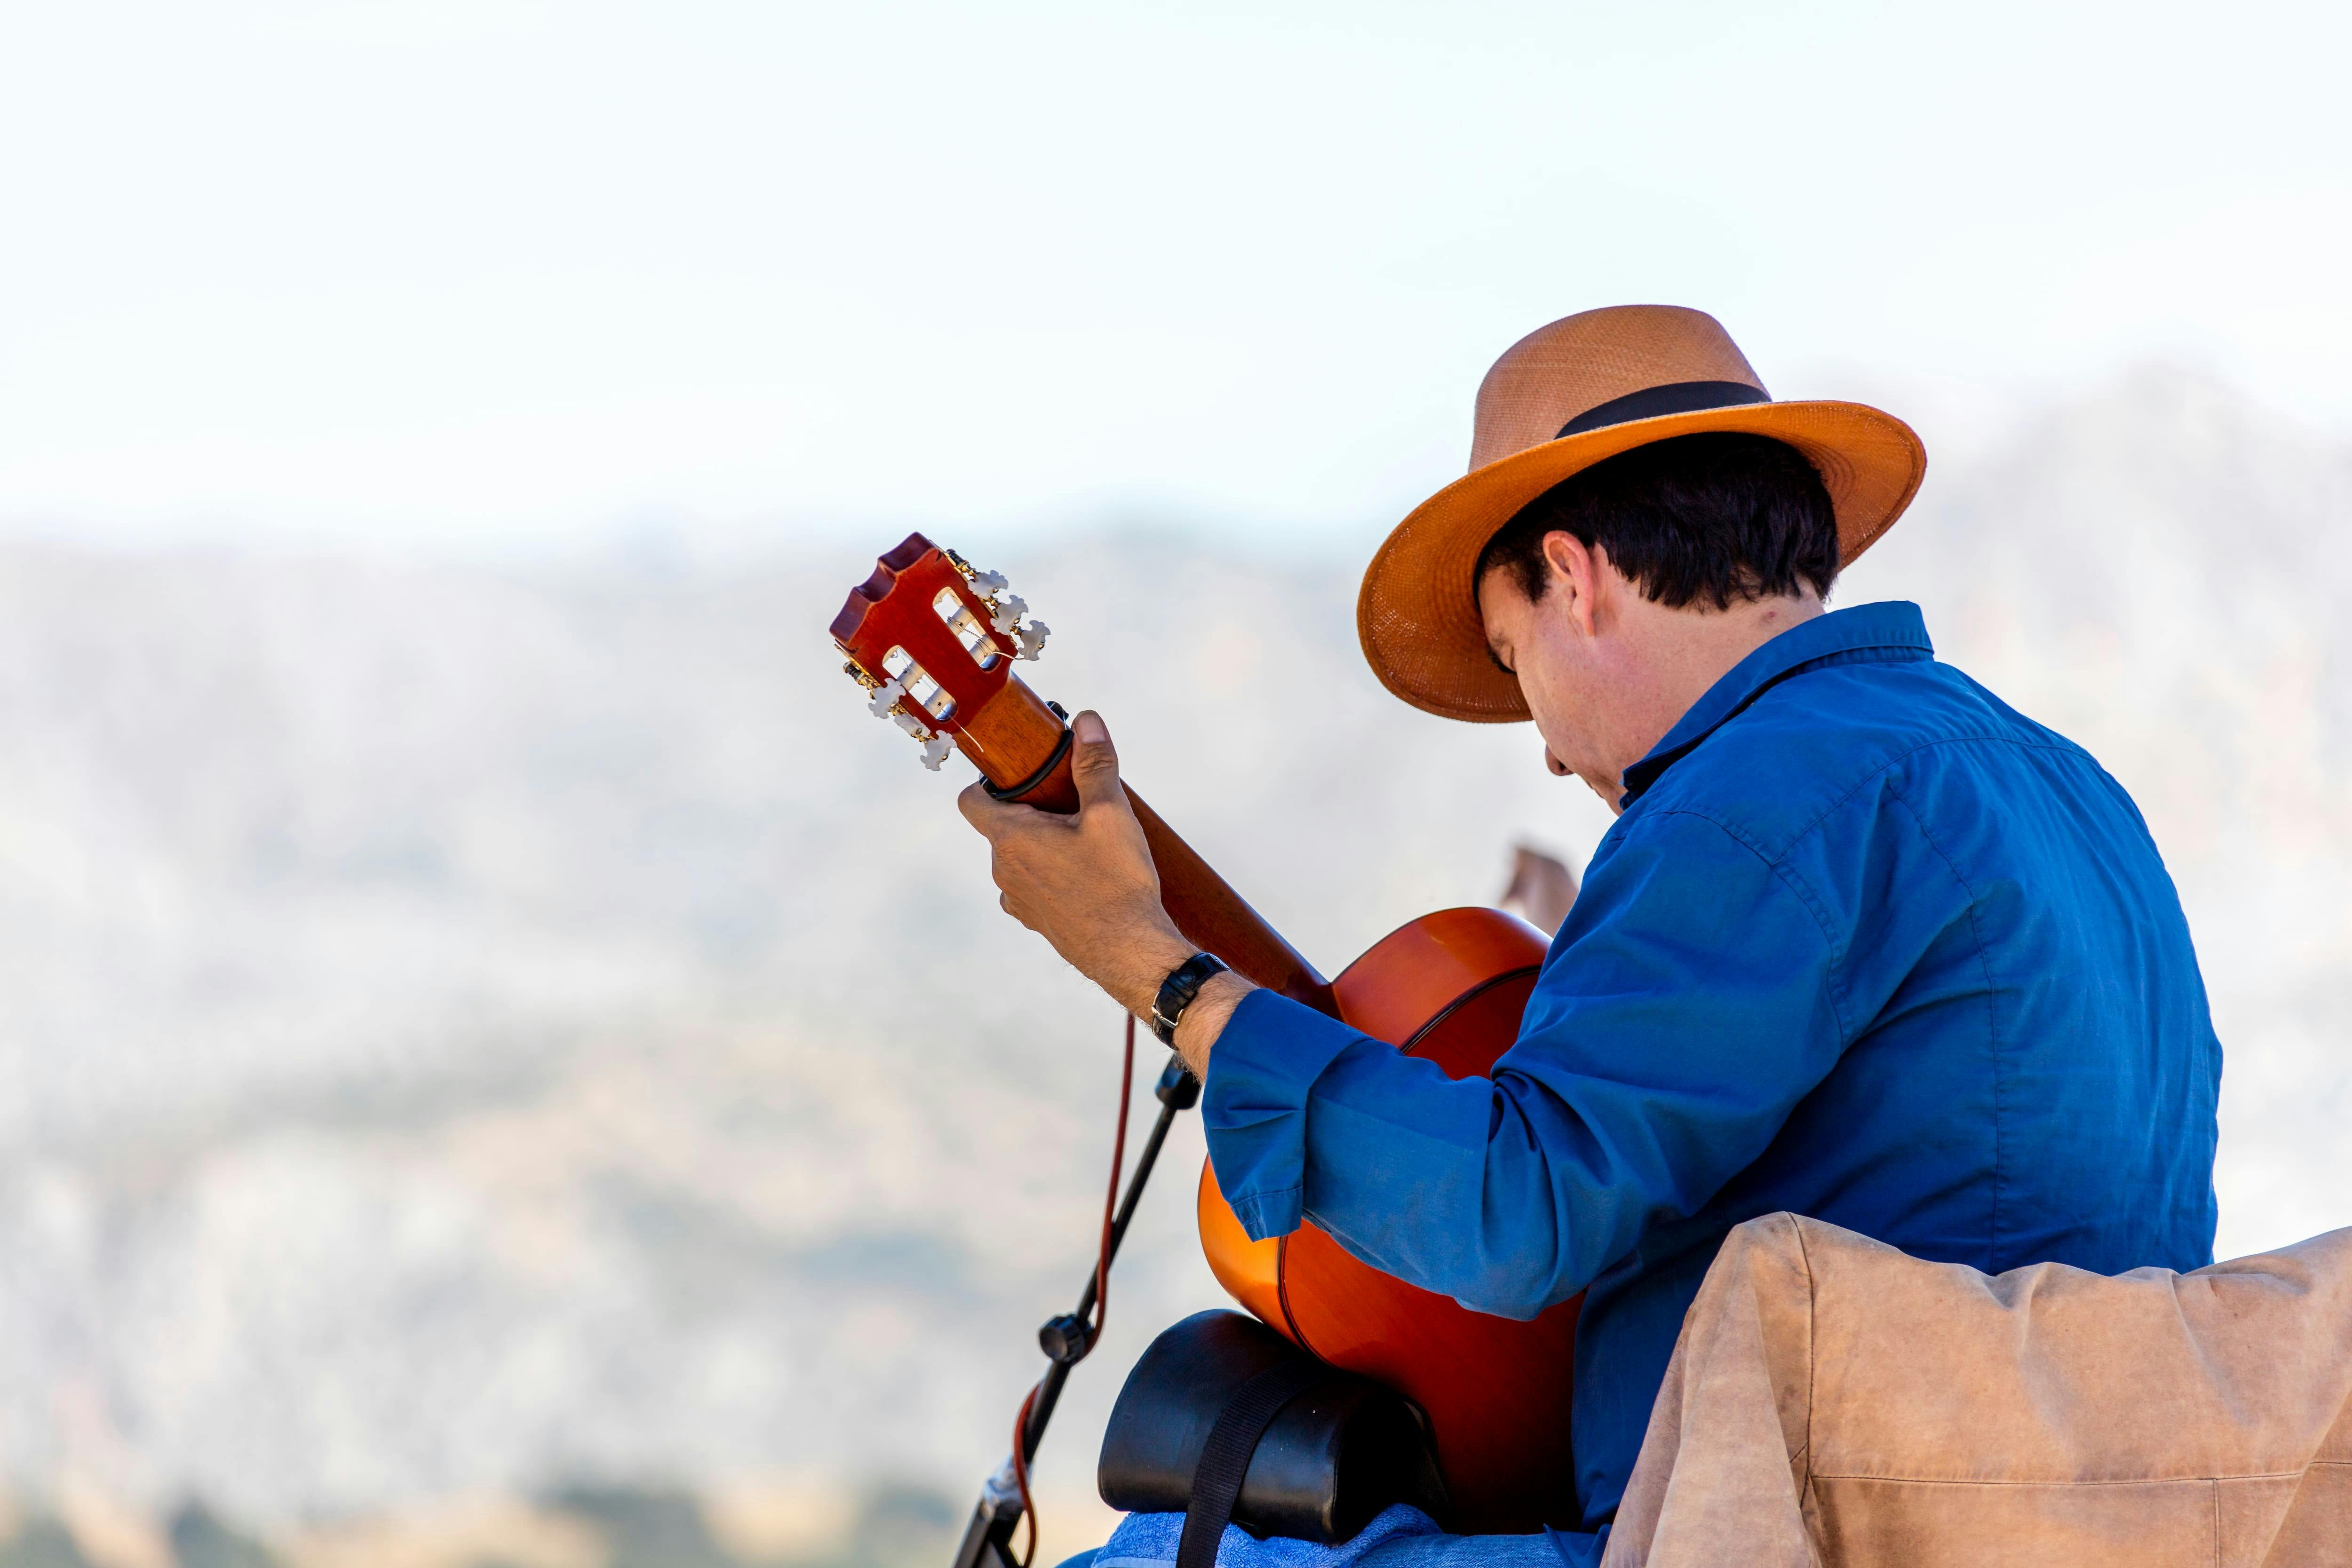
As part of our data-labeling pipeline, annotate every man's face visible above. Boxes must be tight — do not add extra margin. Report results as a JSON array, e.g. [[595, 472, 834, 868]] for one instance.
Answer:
[[1477, 558, 1618, 801], [1477, 529, 1828, 812]]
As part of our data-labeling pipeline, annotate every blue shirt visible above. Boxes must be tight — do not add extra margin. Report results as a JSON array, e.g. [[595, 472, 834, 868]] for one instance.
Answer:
[[1202, 601, 2221, 1533]]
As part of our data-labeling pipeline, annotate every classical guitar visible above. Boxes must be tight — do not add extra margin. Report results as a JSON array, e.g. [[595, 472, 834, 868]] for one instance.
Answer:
[[831, 535, 1581, 1533]]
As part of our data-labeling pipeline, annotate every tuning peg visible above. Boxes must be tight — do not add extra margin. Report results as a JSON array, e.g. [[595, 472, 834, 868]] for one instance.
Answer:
[[873, 683, 955, 770], [867, 673, 909, 720], [954, 567, 1046, 663]]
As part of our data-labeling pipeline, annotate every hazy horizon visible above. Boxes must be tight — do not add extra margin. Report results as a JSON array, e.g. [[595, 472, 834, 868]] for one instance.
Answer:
[[8, 1, 2352, 555]]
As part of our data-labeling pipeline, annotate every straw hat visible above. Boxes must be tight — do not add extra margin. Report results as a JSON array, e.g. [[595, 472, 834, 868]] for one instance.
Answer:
[[1358, 305, 1926, 723]]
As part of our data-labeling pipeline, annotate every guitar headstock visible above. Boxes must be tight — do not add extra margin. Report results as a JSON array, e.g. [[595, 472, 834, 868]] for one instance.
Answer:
[[830, 533, 1051, 770]]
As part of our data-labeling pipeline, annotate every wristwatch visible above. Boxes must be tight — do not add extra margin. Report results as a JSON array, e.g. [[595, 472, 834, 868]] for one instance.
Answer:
[[1150, 952, 1230, 1048]]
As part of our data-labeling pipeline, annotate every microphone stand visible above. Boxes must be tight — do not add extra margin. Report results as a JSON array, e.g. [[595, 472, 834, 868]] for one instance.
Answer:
[[950, 1052, 1201, 1568]]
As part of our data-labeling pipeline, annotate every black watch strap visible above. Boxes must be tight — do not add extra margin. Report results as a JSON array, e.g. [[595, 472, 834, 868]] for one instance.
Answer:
[[1150, 953, 1229, 1048]]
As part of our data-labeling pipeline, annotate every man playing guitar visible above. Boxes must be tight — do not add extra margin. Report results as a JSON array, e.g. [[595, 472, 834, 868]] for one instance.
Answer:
[[956, 305, 2222, 1554]]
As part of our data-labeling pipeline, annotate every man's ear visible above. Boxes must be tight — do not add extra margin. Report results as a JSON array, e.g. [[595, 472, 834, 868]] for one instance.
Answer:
[[1540, 531, 1604, 638]]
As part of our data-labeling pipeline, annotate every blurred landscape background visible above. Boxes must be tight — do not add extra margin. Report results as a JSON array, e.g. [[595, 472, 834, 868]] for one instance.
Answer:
[[8, 1, 2352, 1566], [0, 365, 2348, 1568]]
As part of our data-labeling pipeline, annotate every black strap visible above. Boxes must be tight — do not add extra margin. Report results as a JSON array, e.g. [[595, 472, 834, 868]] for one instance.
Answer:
[[1175, 1357, 1327, 1568], [984, 725, 1073, 803], [1150, 953, 1229, 1048], [1555, 379, 1769, 438]]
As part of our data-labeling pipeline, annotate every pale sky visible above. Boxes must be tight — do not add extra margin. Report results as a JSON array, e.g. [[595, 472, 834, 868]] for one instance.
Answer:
[[3, 0, 2347, 555]]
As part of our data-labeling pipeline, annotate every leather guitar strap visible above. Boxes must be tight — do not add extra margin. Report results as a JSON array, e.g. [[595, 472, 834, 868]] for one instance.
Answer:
[[1174, 1357, 1327, 1568]]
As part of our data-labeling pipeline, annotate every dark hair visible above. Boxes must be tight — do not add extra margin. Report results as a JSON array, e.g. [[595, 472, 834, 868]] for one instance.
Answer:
[[1475, 432, 1839, 611]]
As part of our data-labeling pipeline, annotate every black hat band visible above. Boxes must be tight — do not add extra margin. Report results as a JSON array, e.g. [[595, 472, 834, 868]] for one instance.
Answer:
[[1555, 380, 1771, 439]]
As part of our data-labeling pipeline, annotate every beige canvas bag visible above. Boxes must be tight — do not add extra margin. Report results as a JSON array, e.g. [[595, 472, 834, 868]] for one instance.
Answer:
[[1604, 1213, 2352, 1567]]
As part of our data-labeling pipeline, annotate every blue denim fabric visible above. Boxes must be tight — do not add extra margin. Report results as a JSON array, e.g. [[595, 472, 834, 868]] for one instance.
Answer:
[[1094, 1506, 1569, 1568], [1203, 601, 2222, 1531]]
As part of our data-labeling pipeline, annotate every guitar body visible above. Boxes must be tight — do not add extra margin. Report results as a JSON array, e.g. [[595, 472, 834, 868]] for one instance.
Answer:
[[1196, 907, 1582, 1534], [831, 535, 1581, 1535]]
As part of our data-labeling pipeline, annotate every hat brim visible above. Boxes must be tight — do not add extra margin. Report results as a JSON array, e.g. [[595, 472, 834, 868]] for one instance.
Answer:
[[1356, 399, 1927, 723]]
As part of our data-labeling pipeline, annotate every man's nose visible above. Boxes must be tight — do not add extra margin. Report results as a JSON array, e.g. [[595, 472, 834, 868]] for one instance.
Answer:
[[1544, 749, 1572, 777]]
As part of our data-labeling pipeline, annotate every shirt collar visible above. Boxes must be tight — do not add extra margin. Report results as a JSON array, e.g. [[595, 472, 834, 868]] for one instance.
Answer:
[[1619, 601, 1934, 806]]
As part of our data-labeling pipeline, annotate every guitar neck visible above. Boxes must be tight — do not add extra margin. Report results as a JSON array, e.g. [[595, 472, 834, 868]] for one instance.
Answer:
[[958, 673, 1337, 1016]]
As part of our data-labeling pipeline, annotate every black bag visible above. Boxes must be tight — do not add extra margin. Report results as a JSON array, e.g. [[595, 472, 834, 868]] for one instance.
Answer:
[[1098, 1311, 1450, 1558]]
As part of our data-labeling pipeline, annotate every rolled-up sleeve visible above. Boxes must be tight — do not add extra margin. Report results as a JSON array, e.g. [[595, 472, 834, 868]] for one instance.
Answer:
[[1199, 987, 1386, 1238], [1201, 808, 1847, 1319]]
